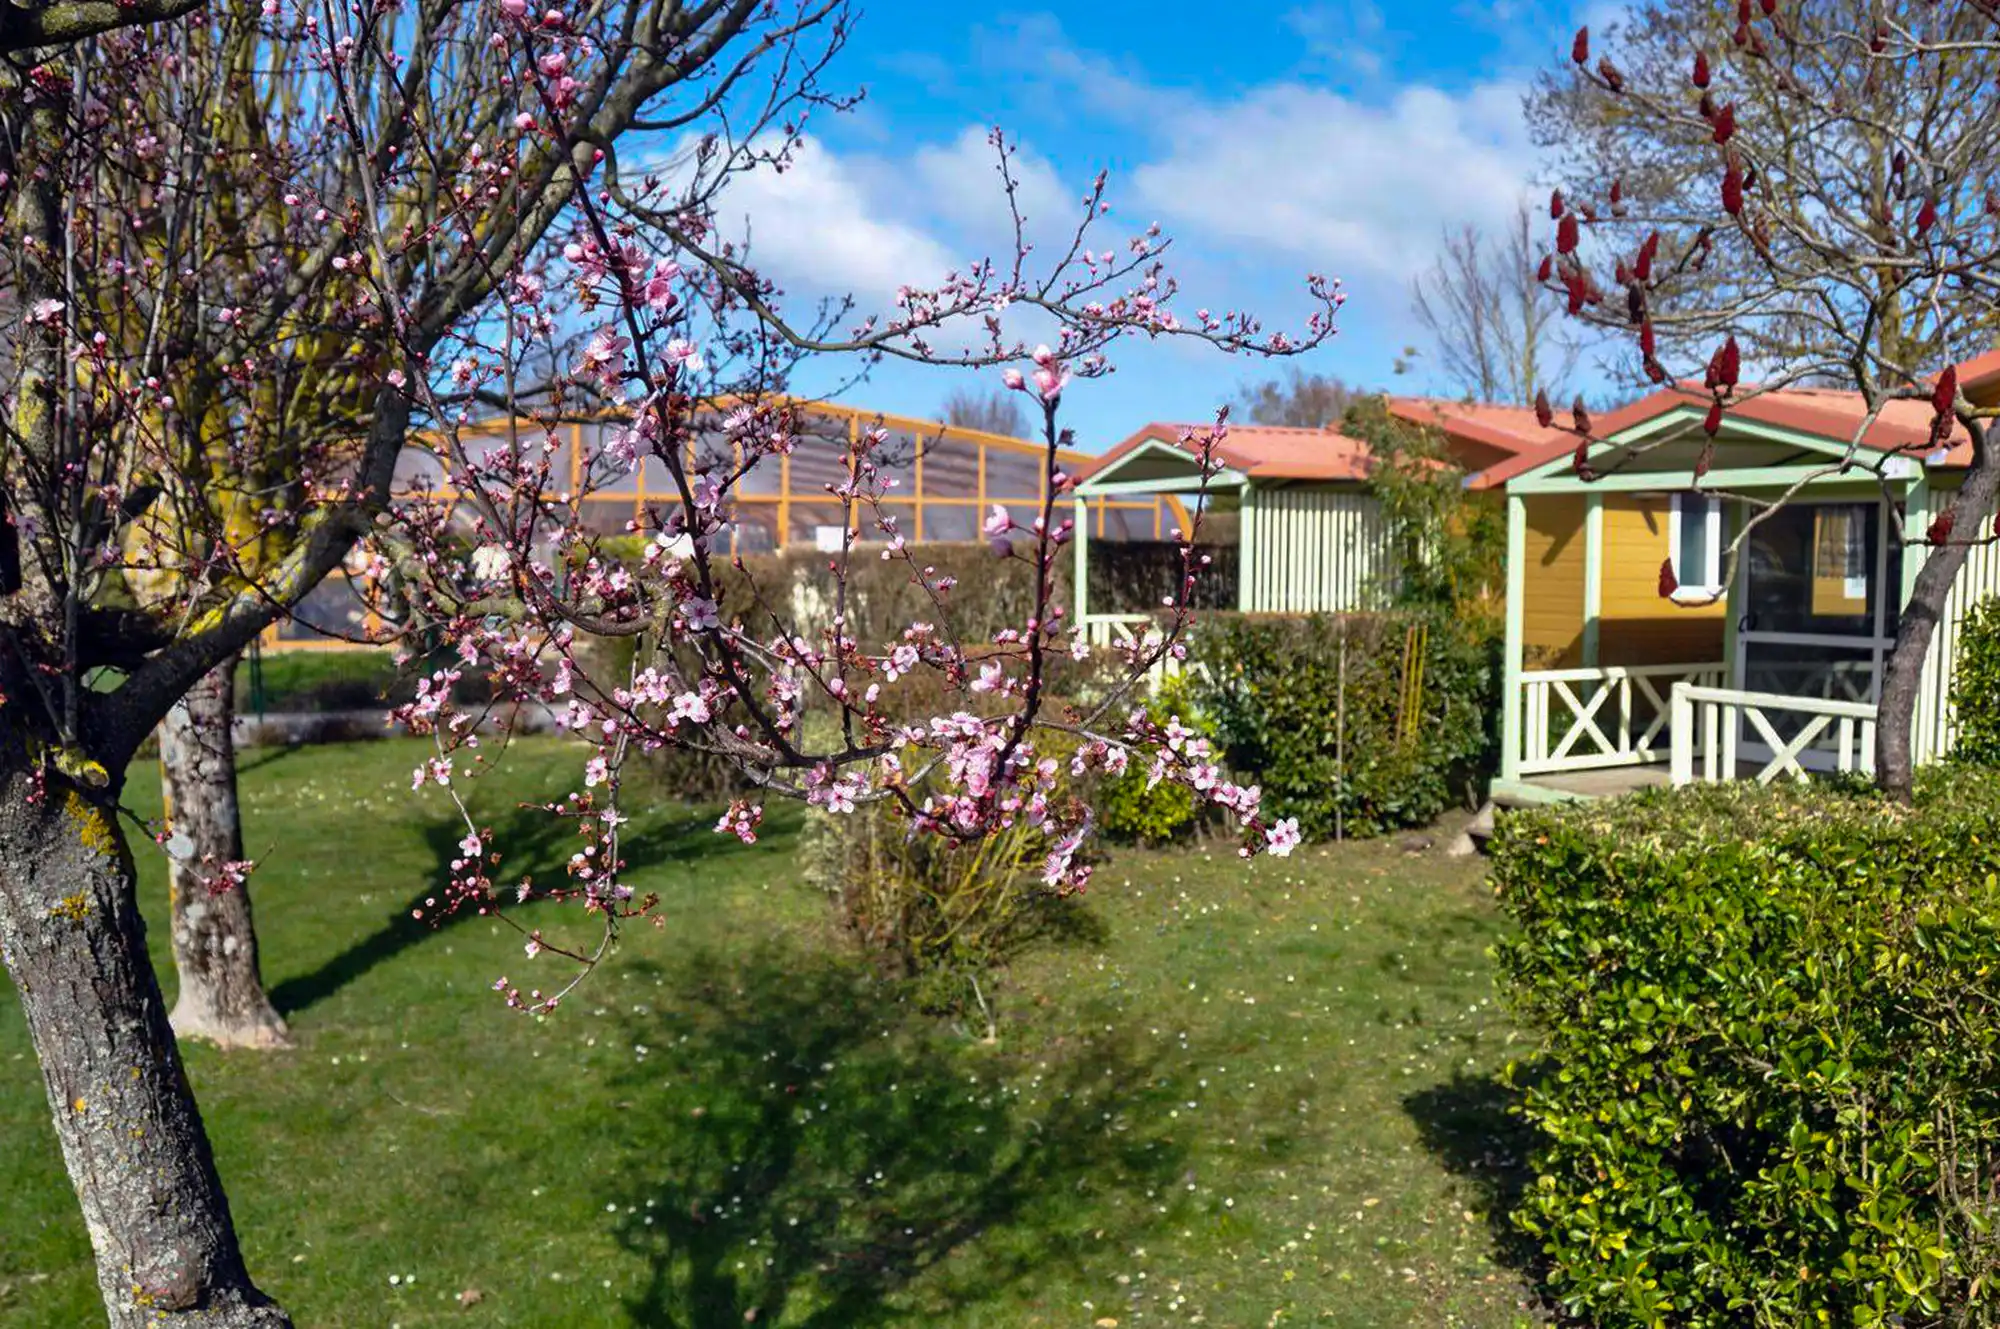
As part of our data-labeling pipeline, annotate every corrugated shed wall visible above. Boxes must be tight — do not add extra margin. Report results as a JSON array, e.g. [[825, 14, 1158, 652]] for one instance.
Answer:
[[1242, 486, 1391, 613], [1914, 536, 2000, 764]]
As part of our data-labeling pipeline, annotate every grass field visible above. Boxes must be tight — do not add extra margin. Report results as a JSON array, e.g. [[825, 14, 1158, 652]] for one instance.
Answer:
[[0, 738, 1534, 1327]]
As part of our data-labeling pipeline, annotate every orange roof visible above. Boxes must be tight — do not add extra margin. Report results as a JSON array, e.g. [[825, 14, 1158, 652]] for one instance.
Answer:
[[1465, 382, 1979, 491], [1956, 348, 2000, 407], [1385, 397, 1575, 472], [1074, 422, 1381, 485]]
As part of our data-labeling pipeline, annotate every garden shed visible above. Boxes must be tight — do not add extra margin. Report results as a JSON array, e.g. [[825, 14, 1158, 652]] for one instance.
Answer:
[[1069, 411, 1556, 645]]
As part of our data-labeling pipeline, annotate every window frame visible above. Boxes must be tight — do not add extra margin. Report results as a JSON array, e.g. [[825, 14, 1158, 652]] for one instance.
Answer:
[[1667, 491, 1723, 602]]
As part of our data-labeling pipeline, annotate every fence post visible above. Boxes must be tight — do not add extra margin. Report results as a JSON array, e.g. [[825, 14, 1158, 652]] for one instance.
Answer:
[[1670, 682, 1693, 786]]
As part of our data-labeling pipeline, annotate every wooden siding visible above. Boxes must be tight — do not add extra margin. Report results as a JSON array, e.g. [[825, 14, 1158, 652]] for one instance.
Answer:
[[1521, 495, 1586, 666], [1599, 496, 1726, 666], [1240, 485, 1390, 613], [1916, 503, 2000, 764]]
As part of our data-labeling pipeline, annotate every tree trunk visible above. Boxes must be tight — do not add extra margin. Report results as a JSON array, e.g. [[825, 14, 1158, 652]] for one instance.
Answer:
[[1877, 455, 2000, 799], [159, 659, 288, 1050], [0, 772, 292, 1328]]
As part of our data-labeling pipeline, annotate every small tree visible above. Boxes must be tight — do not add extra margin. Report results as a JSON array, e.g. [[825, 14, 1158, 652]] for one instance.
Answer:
[[1410, 203, 1581, 405], [1236, 367, 1354, 428], [1541, 0, 2000, 798], [1344, 396, 1506, 611], [941, 386, 1029, 438]]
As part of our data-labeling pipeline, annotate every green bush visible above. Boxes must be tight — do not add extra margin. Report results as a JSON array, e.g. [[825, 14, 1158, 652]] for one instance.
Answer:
[[801, 787, 1088, 1019], [236, 646, 495, 714], [1095, 674, 1208, 847], [1188, 611, 1499, 840], [236, 649, 401, 712], [1952, 596, 2000, 765], [1492, 773, 2000, 1327]]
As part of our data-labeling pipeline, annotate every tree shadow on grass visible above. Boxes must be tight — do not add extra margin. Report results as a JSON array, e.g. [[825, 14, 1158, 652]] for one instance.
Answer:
[[606, 944, 1185, 1328], [269, 802, 768, 1017], [1402, 1068, 1545, 1279]]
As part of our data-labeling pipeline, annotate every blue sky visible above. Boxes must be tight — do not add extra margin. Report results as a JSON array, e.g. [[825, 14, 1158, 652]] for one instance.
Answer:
[[715, 0, 1595, 452]]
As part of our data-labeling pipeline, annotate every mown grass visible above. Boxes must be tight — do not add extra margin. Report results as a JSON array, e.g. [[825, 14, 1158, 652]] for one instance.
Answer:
[[0, 737, 1533, 1327]]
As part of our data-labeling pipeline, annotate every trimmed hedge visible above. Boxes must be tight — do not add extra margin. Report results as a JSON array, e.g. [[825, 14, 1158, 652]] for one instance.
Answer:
[[1188, 611, 1499, 839], [1493, 773, 2000, 1327]]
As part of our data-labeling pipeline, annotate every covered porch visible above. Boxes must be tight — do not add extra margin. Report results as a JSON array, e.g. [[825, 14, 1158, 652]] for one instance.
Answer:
[[1485, 394, 1936, 806]]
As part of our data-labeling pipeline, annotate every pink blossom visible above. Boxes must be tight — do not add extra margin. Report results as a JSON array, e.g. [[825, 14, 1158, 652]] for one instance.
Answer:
[[1001, 367, 1025, 392], [1265, 818, 1301, 857]]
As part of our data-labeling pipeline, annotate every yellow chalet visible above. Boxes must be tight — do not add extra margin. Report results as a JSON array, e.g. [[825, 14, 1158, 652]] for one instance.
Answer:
[[1420, 361, 2000, 804]]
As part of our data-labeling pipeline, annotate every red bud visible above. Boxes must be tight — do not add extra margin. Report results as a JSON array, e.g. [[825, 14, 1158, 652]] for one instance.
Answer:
[[1646, 358, 1668, 384], [1760, 0, 1776, 14], [1572, 438, 1593, 478], [1723, 161, 1744, 215], [1598, 57, 1624, 92], [1557, 212, 1580, 254], [1704, 400, 1724, 436], [1917, 197, 1939, 237], [1639, 320, 1656, 358], [1935, 365, 1959, 416], [1550, 188, 1565, 219], [1658, 558, 1680, 598], [1610, 178, 1624, 208], [1719, 335, 1741, 389], [1571, 396, 1593, 435], [1534, 388, 1554, 428], [1712, 103, 1736, 145], [1636, 231, 1659, 281], [1695, 440, 1715, 477], [1693, 50, 1711, 87], [1929, 508, 1956, 545], [1536, 252, 1554, 283], [1572, 26, 1590, 65]]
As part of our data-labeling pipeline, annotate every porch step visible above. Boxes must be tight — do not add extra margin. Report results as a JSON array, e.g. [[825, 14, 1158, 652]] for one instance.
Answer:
[[1446, 801, 1495, 857]]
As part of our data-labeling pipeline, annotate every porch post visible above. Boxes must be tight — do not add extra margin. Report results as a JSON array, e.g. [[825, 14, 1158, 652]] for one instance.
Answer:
[[1238, 485, 1257, 613], [1502, 491, 1527, 782], [1901, 470, 1929, 607], [1582, 493, 1603, 667], [1722, 500, 1741, 682], [1072, 495, 1090, 629]]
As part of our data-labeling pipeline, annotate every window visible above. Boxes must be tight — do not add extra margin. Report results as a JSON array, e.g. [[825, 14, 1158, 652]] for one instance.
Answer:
[[1669, 492, 1722, 600]]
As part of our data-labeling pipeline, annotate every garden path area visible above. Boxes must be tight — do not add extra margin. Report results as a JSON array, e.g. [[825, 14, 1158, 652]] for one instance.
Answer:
[[0, 739, 1534, 1327]]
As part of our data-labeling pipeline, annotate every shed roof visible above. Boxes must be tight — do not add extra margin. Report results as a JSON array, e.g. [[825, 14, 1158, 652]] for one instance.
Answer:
[[1384, 397, 1575, 472], [1073, 421, 1381, 487]]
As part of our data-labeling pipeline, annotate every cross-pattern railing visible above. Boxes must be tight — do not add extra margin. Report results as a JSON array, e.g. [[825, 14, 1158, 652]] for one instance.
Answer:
[[1517, 663, 1727, 775], [1669, 683, 1877, 785]]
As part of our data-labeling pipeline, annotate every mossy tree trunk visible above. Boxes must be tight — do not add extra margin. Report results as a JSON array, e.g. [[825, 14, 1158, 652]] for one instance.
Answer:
[[0, 761, 292, 1327], [158, 657, 288, 1050]]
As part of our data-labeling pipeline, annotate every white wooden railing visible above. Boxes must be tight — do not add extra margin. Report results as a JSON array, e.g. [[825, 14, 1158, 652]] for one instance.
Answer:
[[1083, 613, 1157, 649], [1669, 683, 1877, 785], [1081, 613, 1195, 692], [1517, 663, 1726, 775]]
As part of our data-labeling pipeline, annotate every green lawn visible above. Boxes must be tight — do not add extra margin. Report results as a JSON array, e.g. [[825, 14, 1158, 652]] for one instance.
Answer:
[[0, 738, 1534, 1327]]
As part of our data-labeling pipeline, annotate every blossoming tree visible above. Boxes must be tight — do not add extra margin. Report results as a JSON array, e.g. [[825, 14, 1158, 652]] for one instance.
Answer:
[[0, 1, 1334, 1324], [1537, 0, 2000, 797]]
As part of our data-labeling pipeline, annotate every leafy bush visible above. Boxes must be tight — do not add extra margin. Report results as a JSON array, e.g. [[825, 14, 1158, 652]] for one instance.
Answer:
[[1096, 674, 1208, 846], [1492, 773, 2000, 1327], [801, 789, 1088, 1020], [1189, 611, 1498, 839], [1952, 596, 2000, 765]]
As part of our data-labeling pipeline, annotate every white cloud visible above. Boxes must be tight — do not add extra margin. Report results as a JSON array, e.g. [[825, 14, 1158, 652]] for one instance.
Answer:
[[1132, 80, 1537, 281], [712, 135, 959, 301], [908, 126, 1076, 249]]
